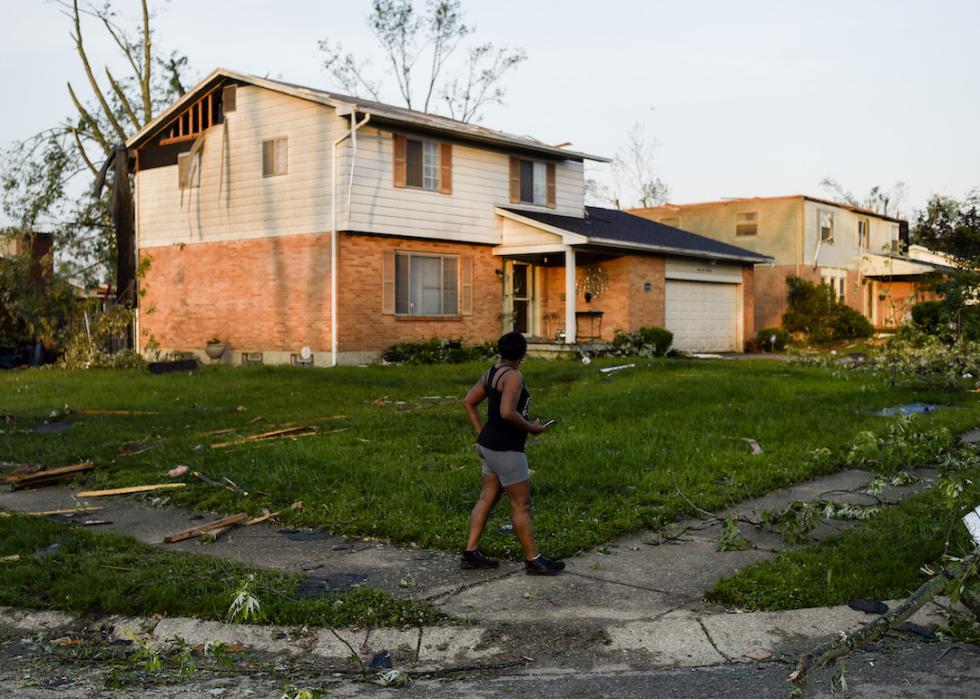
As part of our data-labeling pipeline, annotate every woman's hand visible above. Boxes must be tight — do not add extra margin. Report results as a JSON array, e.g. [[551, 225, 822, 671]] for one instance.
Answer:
[[528, 419, 546, 435]]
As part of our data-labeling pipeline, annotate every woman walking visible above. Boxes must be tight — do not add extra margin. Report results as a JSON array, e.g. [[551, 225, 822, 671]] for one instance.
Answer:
[[460, 331, 565, 575]]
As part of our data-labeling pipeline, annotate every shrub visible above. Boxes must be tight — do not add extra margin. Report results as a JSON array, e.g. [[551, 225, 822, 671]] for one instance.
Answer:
[[831, 304, 874, 339], [754, 327, 791, 352], [58, 306, 144, 370], [610, 326, 673, 356], [782, 275, 873, 342], [381, 337, 496, 365], [911, 301, 946, 335]]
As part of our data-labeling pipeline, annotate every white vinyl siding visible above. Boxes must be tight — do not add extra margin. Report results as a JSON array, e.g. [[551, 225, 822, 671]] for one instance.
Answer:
[[395, 252, 458, 316], [136, 85, 586, 249], [346, 126, 584, 246]]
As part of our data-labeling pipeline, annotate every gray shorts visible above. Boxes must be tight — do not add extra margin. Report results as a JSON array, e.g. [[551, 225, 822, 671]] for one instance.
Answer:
[[476, 444, 530, 487]]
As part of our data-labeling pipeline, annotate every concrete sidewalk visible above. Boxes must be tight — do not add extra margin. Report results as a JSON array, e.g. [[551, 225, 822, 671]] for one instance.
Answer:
[[0, 465, 937, 625]]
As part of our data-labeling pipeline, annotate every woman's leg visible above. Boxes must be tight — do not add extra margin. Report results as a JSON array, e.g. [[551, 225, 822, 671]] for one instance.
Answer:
[[465, 473, 502, 551], [503, 480, 538, 560]]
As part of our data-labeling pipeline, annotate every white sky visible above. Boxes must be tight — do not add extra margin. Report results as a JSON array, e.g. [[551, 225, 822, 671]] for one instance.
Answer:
[[4, 0, 979, 216]]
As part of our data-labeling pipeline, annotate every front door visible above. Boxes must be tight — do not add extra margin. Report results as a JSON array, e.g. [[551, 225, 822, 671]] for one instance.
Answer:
[[512, 263, 531, 334]]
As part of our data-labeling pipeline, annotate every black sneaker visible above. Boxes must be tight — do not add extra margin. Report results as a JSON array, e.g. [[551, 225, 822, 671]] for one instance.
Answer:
[[525, 555, 565, 576], [460, 549, 499, 569]]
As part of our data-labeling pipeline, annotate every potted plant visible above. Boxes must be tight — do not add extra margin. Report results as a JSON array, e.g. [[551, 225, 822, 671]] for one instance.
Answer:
[[204, 337, 225, 360]]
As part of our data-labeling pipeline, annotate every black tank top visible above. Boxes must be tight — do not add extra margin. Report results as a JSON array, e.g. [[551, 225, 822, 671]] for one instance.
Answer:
[[477, 364, 531, 453]]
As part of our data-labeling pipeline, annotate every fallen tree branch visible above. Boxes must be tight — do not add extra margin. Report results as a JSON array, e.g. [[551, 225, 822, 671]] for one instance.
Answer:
[[789, 552, 978, 693]]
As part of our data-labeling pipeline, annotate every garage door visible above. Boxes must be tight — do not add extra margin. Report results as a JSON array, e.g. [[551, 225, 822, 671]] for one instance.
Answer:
[[665, 280, 739, 352]]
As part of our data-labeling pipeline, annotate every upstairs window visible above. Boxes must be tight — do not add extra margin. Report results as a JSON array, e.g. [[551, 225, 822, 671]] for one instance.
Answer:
[[394, 252, 458, 316], [735, 212, 758, 236], [510, 157, 556, 208], [262, 137, 288, 177], [857, 219, 870, 248], [177, 152, 200, 189], [393, 135, 452, 194], [819, 210, 834, 243], [890, 224, 902, 254]]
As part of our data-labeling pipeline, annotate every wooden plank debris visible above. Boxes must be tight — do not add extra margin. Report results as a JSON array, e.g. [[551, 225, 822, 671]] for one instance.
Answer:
[[76, 483, 186, 497], [7, 462, 96, 490], [210, 425, 316, 449], [22, 507, 103, 517], [245, 501, 304, 526], [1, 554, 20, 562], [164, 513, 247, 543]]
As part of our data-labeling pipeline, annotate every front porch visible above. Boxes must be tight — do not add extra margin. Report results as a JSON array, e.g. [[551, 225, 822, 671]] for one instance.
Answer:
[[525, 340, 611, 360]]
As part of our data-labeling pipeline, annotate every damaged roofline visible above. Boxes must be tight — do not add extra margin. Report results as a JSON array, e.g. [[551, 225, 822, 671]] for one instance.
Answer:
[[127, 68, 611, 163]]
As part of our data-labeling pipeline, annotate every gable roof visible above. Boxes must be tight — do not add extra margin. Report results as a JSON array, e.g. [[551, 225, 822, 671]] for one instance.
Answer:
[[128, 68, 609, 162], [499, 206, 773, 264], [634, 195, 907, 225]]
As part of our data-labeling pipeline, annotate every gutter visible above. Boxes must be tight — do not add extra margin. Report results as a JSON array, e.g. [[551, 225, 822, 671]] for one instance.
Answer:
[[331, 109, 371, 368]]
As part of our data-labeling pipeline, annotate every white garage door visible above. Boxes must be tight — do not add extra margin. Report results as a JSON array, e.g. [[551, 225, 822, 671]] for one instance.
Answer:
[[665, 280, 739, 352]]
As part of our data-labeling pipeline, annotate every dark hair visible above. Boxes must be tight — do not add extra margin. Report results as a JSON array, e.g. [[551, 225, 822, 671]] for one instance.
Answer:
[[497, 331, 527, 360]]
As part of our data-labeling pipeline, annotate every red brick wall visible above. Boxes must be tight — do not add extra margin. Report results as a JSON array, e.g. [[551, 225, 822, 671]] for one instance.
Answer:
[[538, 254, 667, 341], [140, 234, 333, 353], [742, 266, 755, 345], [140, 232, 503, 355], [338, 233, 502, 351], [874, 280, 934, 328], [753, 265, 824, 330]]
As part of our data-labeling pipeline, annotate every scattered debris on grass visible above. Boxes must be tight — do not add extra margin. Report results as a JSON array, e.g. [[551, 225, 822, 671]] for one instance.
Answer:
[[168, 465, 189, 478], [1, 554, 20, 562], [210, 425, 317, 449], [369, 650, 393, 669], [5, 462, 95, 491], [876, 402, 939, 417], [164, 513, 248, 543], [599, 363, 635, 374], [722, 436, 764, 455], [119, 438, 165, 456], [147, 358, 198, 374], [18, 506, 103, 517], [76, 483, 186, 497], [245, 501, 304, 526], [371, 395, 458, 410], [373, 669, 411, 687]]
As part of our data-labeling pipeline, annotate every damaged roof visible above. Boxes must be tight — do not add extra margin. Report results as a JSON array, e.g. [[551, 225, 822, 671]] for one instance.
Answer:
[[501, 206, 774, 264], [127, 68, 609, 162]]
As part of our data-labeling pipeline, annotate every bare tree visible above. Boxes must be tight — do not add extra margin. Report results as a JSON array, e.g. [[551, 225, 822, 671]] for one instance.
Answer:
[[587, 124, 669, 210], [318, 0, 526, 122], [819, 176, 908, 219], [2, 1, 188, 296]]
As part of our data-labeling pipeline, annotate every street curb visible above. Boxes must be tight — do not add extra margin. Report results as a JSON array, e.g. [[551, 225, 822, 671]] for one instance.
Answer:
[[0, 601, 946, 671]]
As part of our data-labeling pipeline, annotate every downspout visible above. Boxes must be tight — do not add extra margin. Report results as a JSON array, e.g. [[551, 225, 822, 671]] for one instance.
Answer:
[[330, 109, 371, 367]]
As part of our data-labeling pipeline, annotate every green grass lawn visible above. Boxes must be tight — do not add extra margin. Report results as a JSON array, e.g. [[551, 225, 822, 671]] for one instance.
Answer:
[[2, 357, 979, 559], [706, 470, 980, 610], [0, 513, 438, 627]]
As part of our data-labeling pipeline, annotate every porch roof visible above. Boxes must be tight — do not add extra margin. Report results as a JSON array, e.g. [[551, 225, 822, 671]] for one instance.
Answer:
[[860, 252, 946, 278], [496, 206, 773, 264]]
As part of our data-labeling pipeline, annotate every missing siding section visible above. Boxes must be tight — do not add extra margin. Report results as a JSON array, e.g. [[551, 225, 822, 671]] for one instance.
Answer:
[[159, 87, 223, 145]]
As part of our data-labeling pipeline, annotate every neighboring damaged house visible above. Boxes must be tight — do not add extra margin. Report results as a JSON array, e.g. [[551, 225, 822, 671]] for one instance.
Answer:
[[128, 69, 769, 364], [632, 195, 946, 330]]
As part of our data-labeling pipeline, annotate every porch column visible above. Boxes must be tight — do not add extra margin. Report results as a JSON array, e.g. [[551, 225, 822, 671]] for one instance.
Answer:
[[564, 245, 576, 344]]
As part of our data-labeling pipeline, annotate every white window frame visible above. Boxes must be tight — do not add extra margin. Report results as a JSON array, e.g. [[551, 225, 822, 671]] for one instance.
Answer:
[[821, 268, 847, 302], [405, 137, 441, 191], [262, 136, 288, 177], [177, 151, 200, 189], [519, 159, 548, 205], [857, 218, 869, 248], [394, 252, 459, 316], [889, 224, 902, 254], [819, 210, 834, 243]]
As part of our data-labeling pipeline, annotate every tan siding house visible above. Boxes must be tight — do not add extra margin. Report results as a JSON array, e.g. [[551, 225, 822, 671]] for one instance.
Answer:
[[130, 69, 768, 364], [632, 196, 938, 331]]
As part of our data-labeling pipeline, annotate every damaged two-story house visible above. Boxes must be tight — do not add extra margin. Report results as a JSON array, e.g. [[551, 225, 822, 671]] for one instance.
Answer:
[[127, 69, 770, 364]]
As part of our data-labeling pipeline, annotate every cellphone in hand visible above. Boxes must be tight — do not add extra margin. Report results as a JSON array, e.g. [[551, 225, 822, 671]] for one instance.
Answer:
[[540, 418, 557, 429]]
